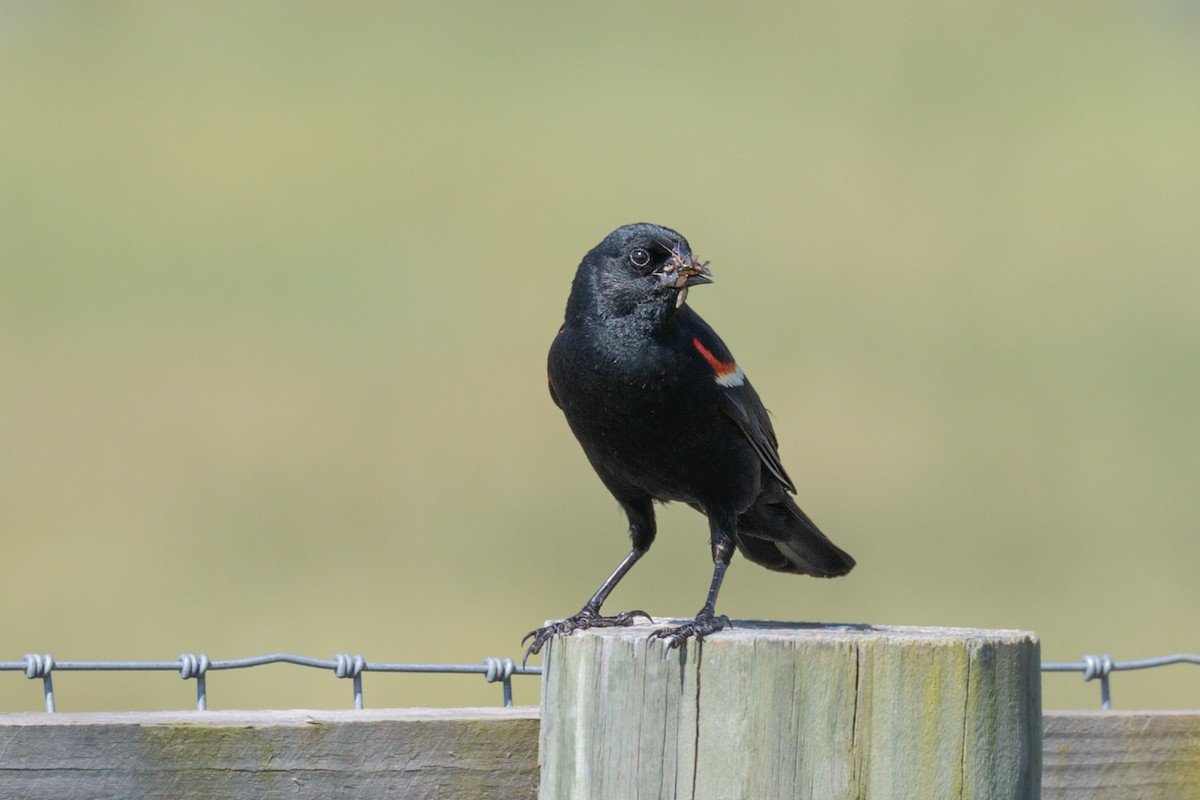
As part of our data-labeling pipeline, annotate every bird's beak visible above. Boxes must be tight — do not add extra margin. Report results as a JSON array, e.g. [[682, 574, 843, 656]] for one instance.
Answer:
[[654, 250, 713, 290], [655, 249, 712, 309]]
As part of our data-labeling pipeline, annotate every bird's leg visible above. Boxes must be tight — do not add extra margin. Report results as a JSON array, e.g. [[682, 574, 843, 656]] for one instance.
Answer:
[[523, 497, 658, 664], [649, 520, 735, 650], [522, 547, 652, 665]]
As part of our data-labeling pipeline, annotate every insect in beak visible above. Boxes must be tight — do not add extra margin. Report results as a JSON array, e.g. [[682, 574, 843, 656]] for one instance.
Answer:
[[655, 242, 713, 307]]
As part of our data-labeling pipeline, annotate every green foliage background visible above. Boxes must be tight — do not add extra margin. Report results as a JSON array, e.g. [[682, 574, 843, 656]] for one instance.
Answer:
[[2, 3, 1197, 712]]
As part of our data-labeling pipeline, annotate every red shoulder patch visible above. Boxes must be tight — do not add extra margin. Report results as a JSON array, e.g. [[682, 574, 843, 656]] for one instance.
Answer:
[[691, 338, 746, 387]]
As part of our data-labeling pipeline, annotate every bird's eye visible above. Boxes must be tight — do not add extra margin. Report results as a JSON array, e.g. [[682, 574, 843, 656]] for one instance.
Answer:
[[629, 248, 651, 267]]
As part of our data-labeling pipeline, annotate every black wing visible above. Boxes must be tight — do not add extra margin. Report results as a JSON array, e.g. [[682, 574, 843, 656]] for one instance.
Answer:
[[683, 307, 797, 493], [719, 386, 796, 493]]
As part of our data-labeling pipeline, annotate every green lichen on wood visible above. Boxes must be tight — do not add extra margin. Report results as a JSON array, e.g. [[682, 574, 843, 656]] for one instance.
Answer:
[[139, 720, 326, 792]]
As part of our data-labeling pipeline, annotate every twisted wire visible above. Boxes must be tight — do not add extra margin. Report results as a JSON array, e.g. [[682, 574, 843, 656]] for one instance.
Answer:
[[178, 653, 210, 680], [5, 648, 1191, 713], [483, 656, 515, 683], [1081, 654, 1114, 682], [23, 653, 53, 679], [334, 653, 365, 679]]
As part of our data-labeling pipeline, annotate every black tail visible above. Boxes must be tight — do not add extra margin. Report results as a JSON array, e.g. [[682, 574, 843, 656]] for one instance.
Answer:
[[735, 491, 854, 578]]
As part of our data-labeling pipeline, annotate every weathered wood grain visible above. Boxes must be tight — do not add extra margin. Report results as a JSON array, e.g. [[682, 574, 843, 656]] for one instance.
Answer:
[[537, 620, 1041, 800], [0, 707, 539, 800], [1042, 710, 1200, 800]]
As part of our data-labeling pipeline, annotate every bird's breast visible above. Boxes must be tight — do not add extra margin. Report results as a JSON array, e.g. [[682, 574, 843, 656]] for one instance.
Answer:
[[551, 332, 683, 409]]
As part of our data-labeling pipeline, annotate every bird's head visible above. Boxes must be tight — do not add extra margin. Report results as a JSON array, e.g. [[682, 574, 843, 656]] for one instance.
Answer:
[[571, 223, 713, 321]]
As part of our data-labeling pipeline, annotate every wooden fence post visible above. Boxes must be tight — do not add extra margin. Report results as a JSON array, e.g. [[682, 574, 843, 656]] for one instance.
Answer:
[[538, 620, 1041, 800]]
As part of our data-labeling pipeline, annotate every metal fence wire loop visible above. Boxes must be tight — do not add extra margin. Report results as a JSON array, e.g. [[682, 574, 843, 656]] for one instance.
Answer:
[[21, 653, 56, 712], [483, 657, 515, 683], [178, 653, 210, 710], [483, 656, 517, 707], [1081, 654, 1114, 682], [23, 653, 53, 680], [334, 654, 366, 710], [334, 654, 365, 679], [1079, 653, 1115, 710], [178, 653, 209, 680]]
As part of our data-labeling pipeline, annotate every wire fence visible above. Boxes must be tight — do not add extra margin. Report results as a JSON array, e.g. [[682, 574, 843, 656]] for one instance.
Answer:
[[1, 653, 541, 713], [3, 650, 1197, 713], [1040, 652, 1200, 710]]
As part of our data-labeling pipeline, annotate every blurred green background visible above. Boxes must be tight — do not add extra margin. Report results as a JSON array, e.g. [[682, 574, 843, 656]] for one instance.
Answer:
[[2, 3, 1197, 713]]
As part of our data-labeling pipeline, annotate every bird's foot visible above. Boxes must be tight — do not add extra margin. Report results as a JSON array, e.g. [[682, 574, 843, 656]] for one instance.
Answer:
[[647, 610, 731, 650], [522, 607, 652, 665]]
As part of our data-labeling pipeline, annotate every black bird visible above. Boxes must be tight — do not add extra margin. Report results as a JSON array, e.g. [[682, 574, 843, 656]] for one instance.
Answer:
[[524, 223, 853, 661]]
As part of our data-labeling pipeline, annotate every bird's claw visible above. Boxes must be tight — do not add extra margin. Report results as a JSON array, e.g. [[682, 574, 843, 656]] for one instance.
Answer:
[[522, 608, 653, 665], [647, 612, 731, 651]]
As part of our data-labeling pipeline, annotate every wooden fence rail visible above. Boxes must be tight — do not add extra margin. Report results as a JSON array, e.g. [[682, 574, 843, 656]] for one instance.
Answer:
[[0, 707, 540, 800], [2, 707, 1198, 799]]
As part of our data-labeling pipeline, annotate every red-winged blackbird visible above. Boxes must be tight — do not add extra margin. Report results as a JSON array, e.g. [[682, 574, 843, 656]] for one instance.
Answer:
[[524, 223, 853, 661]]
